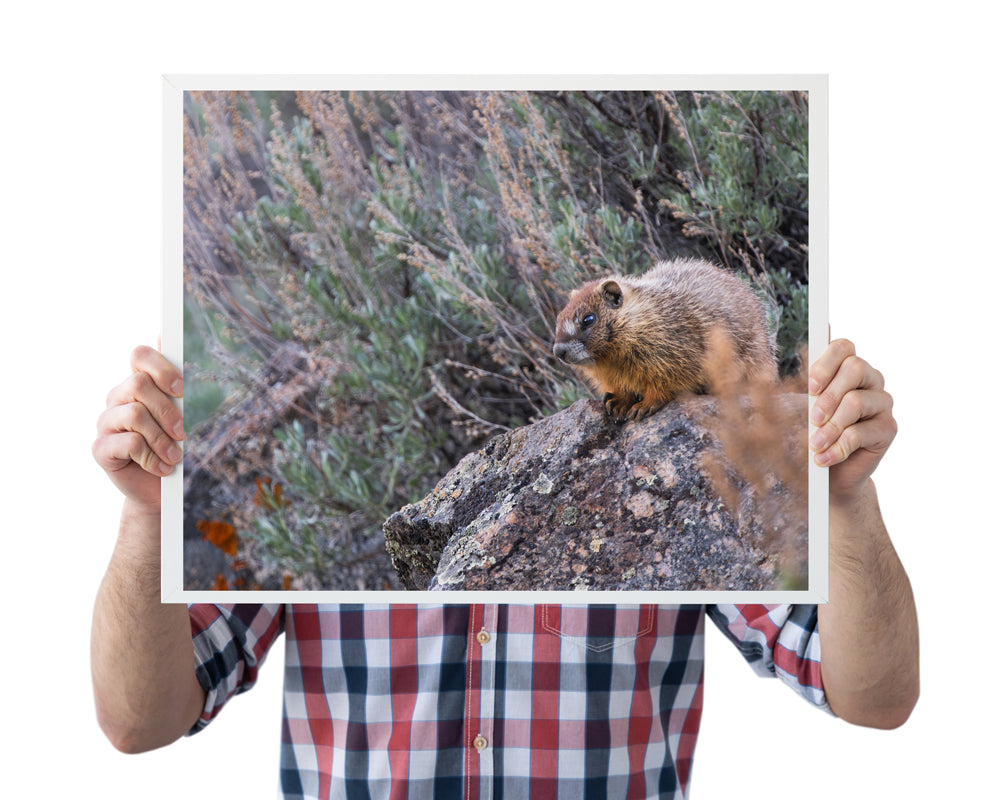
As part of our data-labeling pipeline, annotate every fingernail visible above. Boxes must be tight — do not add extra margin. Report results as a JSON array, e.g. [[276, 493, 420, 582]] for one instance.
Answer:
[[166, 444, 182, 463], [810, 429, 828, 450], [170, 378, 184, 396], [157, 460, 174, 476], [172, 420, 185, 439], [808, 378, 821, 395], [809, 404, 826, 425], [814, 450, 835, 467]]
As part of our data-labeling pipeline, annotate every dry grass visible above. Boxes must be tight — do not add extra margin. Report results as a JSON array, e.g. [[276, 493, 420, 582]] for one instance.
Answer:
[[697, 331, 810, 587]]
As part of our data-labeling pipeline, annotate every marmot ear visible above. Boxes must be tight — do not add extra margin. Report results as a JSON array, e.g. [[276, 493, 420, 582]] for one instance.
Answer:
[[600, 279, 623, 308]]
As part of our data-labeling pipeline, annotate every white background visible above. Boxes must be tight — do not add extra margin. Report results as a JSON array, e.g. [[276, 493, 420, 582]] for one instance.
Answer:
[[3, 2, 996, 797]]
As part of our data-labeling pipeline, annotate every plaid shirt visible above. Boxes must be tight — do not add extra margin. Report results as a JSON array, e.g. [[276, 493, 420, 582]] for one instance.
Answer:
[[190, 604, 827, 799]]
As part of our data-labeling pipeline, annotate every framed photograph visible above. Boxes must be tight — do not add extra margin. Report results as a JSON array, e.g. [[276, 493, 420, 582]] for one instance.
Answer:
[[161, 76, 828, 603]]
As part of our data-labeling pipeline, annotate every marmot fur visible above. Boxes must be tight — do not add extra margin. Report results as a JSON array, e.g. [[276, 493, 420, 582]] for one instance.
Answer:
[[552, 258, 777, 422]]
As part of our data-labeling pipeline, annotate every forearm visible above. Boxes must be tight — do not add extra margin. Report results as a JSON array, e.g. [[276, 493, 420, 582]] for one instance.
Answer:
[[817, 480, 919, 728], [91, 500, 206, 753]]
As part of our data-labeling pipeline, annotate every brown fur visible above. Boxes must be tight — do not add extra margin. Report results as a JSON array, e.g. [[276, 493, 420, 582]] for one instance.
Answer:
[[552, 259, 777, 422]]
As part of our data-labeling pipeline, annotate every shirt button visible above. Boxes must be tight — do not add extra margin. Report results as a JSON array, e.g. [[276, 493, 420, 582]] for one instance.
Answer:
[[476, 629, 491, 645], [473, 734, 488, 752]]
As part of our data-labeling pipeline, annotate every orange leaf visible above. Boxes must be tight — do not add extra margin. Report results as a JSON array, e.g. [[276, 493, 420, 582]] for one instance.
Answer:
[[282, 574, 293, 590], [254, 477, 288, 508], [197, 519, 239, 556], [211, 573, 229, 591]]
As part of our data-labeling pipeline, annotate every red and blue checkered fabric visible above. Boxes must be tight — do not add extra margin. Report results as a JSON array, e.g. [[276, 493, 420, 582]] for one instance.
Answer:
[[189, 604, 827, 799]]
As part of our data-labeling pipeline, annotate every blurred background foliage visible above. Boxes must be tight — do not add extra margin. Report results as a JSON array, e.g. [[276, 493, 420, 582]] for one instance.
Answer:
[[183, 89, 810, 587]]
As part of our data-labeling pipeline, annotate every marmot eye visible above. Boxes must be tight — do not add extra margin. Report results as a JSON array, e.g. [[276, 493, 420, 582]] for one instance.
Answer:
[[581, 313, 596, 328]]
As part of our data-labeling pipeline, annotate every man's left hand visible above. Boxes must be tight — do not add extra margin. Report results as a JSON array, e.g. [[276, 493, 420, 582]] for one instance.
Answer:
[[808, 338, 898, 502]]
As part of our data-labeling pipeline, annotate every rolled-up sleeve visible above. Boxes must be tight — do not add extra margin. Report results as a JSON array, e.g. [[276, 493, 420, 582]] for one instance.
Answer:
[[187, 603, 285, 733], [708, 603, 831, 713]]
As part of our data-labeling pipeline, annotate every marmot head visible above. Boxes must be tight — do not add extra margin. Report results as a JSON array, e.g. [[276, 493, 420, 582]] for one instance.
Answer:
[[553, 277, 626, 365]]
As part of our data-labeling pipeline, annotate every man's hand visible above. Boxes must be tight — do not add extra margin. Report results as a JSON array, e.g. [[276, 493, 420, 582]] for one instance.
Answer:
[[808, 338, 897, 504], [91, 345, 205, 753], [809, 338, 918, 729], [92, 345, 184, 515]]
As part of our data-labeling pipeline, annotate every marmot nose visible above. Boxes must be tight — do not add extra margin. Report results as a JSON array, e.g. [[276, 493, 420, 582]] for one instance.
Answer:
[[553, 342, 572, 363]]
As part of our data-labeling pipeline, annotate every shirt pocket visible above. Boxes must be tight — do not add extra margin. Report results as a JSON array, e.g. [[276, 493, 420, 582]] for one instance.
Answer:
[[539, 604, 656, 653]]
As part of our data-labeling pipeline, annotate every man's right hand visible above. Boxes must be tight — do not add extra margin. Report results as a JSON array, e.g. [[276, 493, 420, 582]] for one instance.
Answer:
[[92, 345, 185, 515], [91, 345, 206, 754]]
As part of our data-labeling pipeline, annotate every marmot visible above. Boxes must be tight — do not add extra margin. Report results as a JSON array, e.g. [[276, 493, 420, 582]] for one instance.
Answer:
[[552, 258, 777, 422]]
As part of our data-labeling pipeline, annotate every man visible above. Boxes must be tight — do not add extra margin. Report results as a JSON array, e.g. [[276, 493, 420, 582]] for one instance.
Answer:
[[91, 338, 918, 799]]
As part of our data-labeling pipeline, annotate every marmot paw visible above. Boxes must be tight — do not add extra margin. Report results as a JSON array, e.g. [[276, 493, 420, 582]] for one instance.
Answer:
[[603, 392, 643, 424]]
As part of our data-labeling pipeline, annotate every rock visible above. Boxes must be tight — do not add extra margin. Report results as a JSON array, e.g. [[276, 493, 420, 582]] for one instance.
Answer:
[[383, 394, 808, 591]]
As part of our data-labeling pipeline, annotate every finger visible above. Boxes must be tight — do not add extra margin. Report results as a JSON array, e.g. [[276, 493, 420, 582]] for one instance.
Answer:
[[812, 415, 898, 468], [106, 370, 185, 441], [92, 429, 176, 477], [808, 338, 855, 396], [129, 344, 183, 398], [97, 402, 184, 468], [809, 387, 893, 454], [809, 352, 885, 428]]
